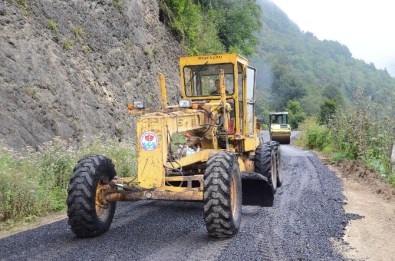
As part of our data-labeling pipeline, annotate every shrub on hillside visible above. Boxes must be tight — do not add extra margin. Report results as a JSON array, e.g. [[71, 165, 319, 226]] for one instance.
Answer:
[[298, 89, 395, 184]]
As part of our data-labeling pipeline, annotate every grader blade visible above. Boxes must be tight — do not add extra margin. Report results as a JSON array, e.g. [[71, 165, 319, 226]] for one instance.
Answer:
[[241, 172, 274, 207]]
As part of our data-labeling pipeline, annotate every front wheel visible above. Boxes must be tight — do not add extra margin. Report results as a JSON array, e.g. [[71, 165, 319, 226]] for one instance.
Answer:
[[203, 152, 242, 238], [67, 155, 117, 237]]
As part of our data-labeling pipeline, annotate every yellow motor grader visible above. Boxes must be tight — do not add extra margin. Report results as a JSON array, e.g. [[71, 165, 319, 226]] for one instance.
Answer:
[[67, 53, 282, 238], [269, 112, 291, 144]]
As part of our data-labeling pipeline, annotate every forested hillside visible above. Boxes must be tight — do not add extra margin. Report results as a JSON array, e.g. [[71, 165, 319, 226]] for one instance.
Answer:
[[252, 0, 394, 182], [160, 0, 395, 121], [159, 0, 394, 181], [254, 0, 395, 117]]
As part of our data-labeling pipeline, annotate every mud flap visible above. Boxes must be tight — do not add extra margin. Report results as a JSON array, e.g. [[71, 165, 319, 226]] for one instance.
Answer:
[[241, 172, 274, 207]]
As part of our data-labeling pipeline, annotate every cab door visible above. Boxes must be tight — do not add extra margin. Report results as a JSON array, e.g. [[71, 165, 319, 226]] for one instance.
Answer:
[[246, 67, 256, 135]]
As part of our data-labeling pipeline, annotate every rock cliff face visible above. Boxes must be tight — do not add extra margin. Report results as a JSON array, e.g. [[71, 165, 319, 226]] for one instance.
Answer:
[[0, 0, 183, 150]]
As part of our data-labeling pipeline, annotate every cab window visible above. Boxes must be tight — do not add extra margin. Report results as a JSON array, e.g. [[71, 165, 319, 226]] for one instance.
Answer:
[[183, 63, 235, 96]]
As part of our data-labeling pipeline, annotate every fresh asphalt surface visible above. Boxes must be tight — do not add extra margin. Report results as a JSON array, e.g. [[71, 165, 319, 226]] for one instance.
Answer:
[[0, 131, 351, 260]]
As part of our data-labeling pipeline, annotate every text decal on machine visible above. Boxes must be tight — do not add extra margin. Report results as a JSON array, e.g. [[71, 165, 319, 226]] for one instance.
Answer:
[[140, 131, 159, 151]]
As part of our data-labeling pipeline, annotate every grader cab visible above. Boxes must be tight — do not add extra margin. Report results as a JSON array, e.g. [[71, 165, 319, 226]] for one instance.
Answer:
[[67, 53, 282, 239]]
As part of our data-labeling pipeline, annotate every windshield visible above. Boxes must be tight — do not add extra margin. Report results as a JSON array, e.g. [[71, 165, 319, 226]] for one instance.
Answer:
[[270, 114, 288, 124], [183, 63, 235, 96]]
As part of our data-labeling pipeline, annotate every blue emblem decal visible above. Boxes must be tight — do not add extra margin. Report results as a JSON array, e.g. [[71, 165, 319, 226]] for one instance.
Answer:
[[140, 131, 159, 151]]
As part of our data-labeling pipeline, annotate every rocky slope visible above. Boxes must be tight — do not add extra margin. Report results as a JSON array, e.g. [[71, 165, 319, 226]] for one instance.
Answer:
[[0, 0, 183, 150]]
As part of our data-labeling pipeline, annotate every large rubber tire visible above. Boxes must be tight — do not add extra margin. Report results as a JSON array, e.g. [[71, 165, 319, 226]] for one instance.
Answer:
[[268, 141, 283, 187], [67, 155, 117, 237], [203, 152, 242, 238], [255, 143, 277, 192], [276, 146, 283, 187]]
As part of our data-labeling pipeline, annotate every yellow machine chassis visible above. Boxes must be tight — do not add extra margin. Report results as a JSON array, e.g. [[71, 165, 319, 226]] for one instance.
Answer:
[[103, 53, 260, 203]]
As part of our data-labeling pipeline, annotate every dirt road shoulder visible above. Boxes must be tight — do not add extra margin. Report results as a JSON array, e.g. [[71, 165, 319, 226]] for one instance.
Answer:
[[322, 157, 395, 261]]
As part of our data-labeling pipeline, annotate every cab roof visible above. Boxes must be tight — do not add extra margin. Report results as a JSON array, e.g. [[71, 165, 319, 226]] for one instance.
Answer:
[[179, 53, 249, 67], [269, 112, 289, 115]]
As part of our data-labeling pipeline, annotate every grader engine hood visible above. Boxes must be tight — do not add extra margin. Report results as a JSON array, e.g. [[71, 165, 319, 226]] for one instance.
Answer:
[[136, 110, 207, 189]]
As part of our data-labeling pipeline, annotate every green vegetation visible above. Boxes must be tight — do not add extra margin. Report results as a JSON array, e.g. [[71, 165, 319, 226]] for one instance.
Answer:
[[158, 0, 262, 55], [70, 26, 93, 54], [286, 100, 305, 129], [296, 91, 395, 185], [46, 18, 58, 31], [62, 39, 74, 50], [81, 44, 91, 54], [71, 26, 85, 41], [318, 99, 339, 125], [15, 0, 28, 10], [252, 0, 395, 129], [0, 138, 136, 226], [112, 0, 124, 8], [125, 36, 133, 51], [143, 46, 153, 57], [25, 86, 38, 98]]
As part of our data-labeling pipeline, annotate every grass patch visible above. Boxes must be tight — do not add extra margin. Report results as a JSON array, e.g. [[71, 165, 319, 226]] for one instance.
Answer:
[[15, 0, 28, 10], [71, 26, 85, 43], [112, 0, 124, 8], [388, 170, 395, 186], [0, 138, 136, 228], [62, 39, 74, 50], [331, 153, 349, 164], [143, 46, 153, 57], [81, 44, 91, 54], [47, 18, 58, 31], [25, 85, 37, 98]]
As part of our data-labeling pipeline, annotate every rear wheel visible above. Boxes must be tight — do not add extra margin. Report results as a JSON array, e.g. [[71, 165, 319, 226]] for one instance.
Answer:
[[276, 146, 283, 186], [255, 142, 277, 191], [269, 150, 278, 191], [269, 141, 282, 187], [204, 152, 241, 238], [67, 155, 116, 237]]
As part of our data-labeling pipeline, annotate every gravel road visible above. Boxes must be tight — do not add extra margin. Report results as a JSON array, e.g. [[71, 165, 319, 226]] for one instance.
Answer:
[[0, 133, 351, 260]]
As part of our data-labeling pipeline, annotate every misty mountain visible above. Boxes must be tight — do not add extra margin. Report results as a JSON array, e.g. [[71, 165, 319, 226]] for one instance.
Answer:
[[252, 0, 395, 115]]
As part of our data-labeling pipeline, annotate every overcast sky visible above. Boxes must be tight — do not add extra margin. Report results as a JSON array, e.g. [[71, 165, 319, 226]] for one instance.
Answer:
[[269, 0, 395, 76]]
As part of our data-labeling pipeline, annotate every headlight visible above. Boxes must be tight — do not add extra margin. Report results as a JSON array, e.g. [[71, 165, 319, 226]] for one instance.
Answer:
[[179, 99, 192, 108], [133, 100, 147, 109]]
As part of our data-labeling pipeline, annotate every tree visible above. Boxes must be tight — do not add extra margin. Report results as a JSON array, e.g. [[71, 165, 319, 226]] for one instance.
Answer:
[[318, 99, 338, 125], [216, 1, 262, 54], [270, 60, 307, 110], [322, 85, 344, 106], [159, 0, 262, 55], [286, 100, 305, 129], [196, 0, 262, 55]]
